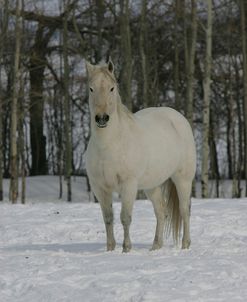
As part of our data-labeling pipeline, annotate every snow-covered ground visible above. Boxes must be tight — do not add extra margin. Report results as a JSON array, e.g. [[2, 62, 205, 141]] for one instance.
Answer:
[[1, 177, 247, 301]]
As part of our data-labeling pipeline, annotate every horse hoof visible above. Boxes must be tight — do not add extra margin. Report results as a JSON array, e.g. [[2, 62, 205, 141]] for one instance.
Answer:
[[122, 243, 131, 253], [182, 239, 191, 249], [107, 241, 116, 251], [150, 243, 162, 251]]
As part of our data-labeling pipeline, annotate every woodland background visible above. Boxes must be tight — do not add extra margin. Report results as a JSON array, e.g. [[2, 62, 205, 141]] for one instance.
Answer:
[[0, 0, 247, 202]]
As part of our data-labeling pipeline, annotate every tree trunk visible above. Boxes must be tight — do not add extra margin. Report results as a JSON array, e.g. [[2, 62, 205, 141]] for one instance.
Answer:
[[119, 0, 132, 110], [54, 87, 64, 199], [174, 0, 182, 111], [183, 0, 197, 197], [240, 0, 247, 196], [139, 0, 148, 108], [184, 0, 197, 126], [3, 73, 12, 178], [201, 0, 213, 198], [235, 63, 243, 197], [226, 84, 233, 179], [95, 0, 105, 62], [228, 92, 238, 197], [10, 0, 22, 203], [57, 6, 64, 199], [19, 72, 26, 204], [209, 110, 220, 198], [29, 25, 54, 175], [20, 0, 26, 204], [0, 0, 9, 201], [0, 75, 3, 201], [63, 1, 72, 202]]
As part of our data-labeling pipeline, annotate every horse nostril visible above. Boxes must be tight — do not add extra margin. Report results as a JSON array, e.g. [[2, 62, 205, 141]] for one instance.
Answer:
[[104, 114, 109, 122], [95, 115, 100, 123]]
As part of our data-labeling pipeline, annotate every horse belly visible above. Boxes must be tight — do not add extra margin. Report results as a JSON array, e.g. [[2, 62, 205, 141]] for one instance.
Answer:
[[137, 128, 181, 190], [137, 157, 179, 190]]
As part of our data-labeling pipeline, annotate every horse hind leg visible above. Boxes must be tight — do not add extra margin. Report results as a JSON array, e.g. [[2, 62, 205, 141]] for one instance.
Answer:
[[172, 177, 193, 249], [145, 186, 167, 250]]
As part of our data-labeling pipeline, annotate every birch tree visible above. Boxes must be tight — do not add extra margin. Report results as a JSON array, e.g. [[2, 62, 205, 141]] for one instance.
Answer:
[[19, 67, 26, 204], [201, 0, 213, 198], [63, 0, 72, 202], [183, 0, 197, 197]]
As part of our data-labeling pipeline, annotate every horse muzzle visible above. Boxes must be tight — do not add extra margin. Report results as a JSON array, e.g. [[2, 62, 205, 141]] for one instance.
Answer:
[[95, 113, 110, 128]]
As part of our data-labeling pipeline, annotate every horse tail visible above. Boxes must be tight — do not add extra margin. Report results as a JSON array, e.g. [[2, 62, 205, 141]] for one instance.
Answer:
[[164, 179, 182, 245]]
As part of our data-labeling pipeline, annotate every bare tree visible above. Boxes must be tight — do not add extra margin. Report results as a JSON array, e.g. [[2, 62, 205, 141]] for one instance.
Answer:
[[119, 0, 132, 110], [184, 0, 197, 126], [139, 0, 148, 108], [10, 0, 22, 203], [95, 0, 105, 62], [29, 24, 54, 176], [63, 0, 72, 202], [201, 0, 213, 198], [0, 0, 9, 201], [19, 66, 26, 204], [183, 0, 197, 196], [173, 0, 182, 111], [240, 0, 247, 196]]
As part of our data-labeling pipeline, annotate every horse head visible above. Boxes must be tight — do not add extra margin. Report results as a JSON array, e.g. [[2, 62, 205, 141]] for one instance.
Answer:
[[86, 59, 117, 129]]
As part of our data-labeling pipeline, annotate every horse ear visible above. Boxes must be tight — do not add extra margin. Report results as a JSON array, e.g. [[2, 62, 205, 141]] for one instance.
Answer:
[[85, 60, 95, 75], [108, 58, 114, 73]]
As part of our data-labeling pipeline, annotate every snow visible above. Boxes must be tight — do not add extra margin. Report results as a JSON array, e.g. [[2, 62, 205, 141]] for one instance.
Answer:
[[1, 177, 247, 301]]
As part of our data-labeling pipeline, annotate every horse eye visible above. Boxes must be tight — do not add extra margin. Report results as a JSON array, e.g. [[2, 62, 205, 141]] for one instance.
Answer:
[[90, 87, 93, 92], [110, 87, 114, 92]]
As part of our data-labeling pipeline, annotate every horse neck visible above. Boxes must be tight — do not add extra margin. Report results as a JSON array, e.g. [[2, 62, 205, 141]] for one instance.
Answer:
[[116, 93, 134, 124]]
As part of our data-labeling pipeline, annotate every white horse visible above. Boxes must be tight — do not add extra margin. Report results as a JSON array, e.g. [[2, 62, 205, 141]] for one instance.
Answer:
[[85, 60, 196, 252]]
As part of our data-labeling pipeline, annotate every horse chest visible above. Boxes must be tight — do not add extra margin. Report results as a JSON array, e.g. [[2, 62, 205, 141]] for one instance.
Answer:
[[88, 147, 126, 191], [102, 161, 120, 188]]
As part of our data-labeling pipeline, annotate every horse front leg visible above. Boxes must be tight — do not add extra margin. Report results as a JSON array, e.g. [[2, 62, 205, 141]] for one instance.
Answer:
[[100, 198, 116, 251], [120, 179, 138, 253], [92, 184, 116, 251]]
